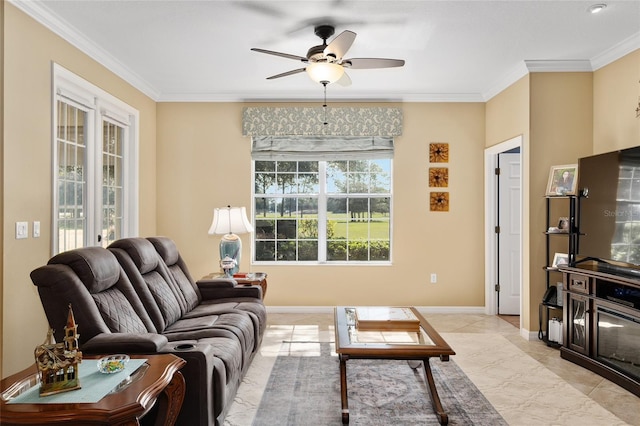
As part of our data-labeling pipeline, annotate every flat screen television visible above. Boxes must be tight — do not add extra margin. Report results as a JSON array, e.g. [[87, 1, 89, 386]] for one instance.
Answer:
[[577, 146, 640, 277]]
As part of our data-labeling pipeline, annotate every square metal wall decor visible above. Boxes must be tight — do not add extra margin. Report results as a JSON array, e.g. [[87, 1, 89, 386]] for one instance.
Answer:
[[430, 192, 449, 212], [429, 143, 449, 163], [429, 167, 448, 187]]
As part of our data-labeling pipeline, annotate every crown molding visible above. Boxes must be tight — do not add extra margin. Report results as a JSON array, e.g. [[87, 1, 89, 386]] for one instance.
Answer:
[[9, 0, 161, 101], [524, 60, 593, 72], [591, 31, 640, 70], [157, 91, 484, 103], [482, 61, 530, 101]]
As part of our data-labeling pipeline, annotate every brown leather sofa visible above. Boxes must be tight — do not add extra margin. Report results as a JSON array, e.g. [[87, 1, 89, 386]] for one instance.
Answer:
[[30, 237, 265, 426]]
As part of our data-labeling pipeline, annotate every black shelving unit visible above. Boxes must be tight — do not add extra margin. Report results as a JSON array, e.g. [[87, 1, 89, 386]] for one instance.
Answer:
[[539, 195, 581, 346]]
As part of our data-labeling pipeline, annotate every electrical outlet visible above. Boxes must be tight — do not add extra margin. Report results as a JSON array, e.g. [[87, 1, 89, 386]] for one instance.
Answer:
[[430, 273, 437, 284]]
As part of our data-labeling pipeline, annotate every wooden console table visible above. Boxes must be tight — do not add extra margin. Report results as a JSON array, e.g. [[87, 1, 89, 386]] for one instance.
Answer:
[[0, 354, 186, 426], [203, 272, 268, 299]]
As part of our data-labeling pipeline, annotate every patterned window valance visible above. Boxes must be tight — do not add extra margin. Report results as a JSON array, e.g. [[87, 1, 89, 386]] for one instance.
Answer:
[[242, 107, 402, 137]]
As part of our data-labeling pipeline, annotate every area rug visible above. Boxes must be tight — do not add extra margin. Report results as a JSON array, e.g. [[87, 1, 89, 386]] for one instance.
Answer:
[[252, 343, 507, 426]]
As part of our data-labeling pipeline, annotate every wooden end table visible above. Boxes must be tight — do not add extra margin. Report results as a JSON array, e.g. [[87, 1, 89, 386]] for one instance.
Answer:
[[0, 354, 185, 426], [334, 306, 456, 425]]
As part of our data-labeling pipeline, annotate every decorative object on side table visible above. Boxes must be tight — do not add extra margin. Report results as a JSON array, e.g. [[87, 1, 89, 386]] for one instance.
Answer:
[[546, 164, 578, 196], [97, 354, 130, 374], [34, 304, 82, 396], [208, 205, 254, 277]]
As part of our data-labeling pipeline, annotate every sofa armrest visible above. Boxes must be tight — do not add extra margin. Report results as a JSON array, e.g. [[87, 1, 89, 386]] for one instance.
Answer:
[[197, 278, 262, 300], [82, 333, 169, 354], [197, 277, 237, 289]]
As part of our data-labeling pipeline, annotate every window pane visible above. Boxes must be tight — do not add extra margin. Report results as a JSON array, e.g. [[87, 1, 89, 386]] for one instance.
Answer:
[[327, 161, 347, 193], [298, 241, 318, 261], [277, 241, 296, 260], [370, 159, 391, 193], [102, 121, 124, 247], [255, 171, 277, 194], [56, 101, 87, 253], [256, 241, 275, 261], [255, 218, 275, 239]]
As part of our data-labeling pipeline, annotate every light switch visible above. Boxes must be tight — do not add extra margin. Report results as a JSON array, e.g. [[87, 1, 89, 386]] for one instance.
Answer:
[[33, 221, 41, 238], [16, 221, 28, 239]]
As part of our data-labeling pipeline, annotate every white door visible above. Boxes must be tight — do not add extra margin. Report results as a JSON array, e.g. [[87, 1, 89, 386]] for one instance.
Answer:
[[497, 152, 521, 314]]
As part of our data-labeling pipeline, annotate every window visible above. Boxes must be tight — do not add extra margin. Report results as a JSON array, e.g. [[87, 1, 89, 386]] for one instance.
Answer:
[[53, 64, 138, 253], [252, 137, 393, 264]]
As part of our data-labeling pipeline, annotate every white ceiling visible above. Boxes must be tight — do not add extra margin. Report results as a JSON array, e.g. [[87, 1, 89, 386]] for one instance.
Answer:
[[13, 0, 640, 102]]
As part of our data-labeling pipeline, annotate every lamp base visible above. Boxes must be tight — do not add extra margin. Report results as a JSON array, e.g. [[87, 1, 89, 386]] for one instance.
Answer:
[[220, 234, 242, 276]]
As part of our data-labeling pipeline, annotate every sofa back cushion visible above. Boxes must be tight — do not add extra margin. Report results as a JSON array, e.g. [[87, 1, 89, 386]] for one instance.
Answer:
[[109, 238, 188, 332], [32, 247, 154, 343], [148, 237, 201, 310], [50, 246, 120, 293]]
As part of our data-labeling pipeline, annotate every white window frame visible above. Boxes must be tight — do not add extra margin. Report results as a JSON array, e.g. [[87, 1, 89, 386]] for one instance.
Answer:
[[52, 63, 139, 254], [251, 158, 393, 265]]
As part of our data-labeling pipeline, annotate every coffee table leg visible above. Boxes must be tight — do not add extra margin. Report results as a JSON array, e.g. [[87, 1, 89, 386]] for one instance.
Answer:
[[423, 357, 448, 425], [339, 354, 349, 424]]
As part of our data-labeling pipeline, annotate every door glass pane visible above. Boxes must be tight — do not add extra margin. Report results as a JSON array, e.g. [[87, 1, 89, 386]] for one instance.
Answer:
[[57, 100, 87, 253], [571, 298, 586, 348], [102, 121, 124, 247]]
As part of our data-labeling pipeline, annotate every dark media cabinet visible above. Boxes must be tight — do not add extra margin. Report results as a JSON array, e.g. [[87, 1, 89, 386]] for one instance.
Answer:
[[559, 264, 640, 397]]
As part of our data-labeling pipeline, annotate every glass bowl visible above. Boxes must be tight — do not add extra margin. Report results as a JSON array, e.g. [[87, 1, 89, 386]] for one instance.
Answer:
[[97, 354, 130, 374]]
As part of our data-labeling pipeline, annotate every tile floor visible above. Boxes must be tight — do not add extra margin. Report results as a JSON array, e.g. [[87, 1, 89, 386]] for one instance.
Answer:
[[225, 312, 639, 426]]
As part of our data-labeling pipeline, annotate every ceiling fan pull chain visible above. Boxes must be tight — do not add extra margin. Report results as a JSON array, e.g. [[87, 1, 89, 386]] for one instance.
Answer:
[[322, 82, 328, 125]]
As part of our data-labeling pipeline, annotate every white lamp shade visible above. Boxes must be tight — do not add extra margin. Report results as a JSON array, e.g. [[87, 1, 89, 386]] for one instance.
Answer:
[[208, 206, 254, 235], [306, 62, 345, 84]]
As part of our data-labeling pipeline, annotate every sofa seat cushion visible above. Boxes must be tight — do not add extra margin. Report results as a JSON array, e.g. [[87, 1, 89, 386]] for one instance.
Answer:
[[200, 299, 267, 333], [164, 315, 221, 332], [182, 302, 246, 319], [162, 312, 255, 363], [206, 312, 255, 360]]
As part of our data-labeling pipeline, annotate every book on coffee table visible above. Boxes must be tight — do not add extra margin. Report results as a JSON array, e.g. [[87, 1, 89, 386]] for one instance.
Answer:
[[355, 307, 420, 332]]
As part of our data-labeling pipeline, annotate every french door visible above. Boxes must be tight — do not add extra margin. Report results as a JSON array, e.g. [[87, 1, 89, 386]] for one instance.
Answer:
[[53, 64, 138, 254]]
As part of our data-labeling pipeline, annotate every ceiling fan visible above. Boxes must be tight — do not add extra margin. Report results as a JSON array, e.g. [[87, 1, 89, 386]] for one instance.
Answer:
[[250, 25, 405, 87]]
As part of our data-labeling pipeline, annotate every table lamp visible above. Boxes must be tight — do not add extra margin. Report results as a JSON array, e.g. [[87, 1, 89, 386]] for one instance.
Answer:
[[208, 206, 254, 277]]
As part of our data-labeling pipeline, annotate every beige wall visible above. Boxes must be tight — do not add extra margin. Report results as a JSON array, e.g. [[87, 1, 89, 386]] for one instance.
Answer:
[[156, 102, 487, 307], [593, 49, 640, 153], [0, 0, 5, 375], [2, 4, 157, 376], [529, 72, 593, 330], [485, 76, 531, 328]]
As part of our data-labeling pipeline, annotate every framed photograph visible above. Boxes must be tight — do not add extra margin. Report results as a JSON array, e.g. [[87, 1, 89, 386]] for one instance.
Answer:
[[552, 253, 569, 268], [546, 164, 578, 196], [557, 217, 570, 231]]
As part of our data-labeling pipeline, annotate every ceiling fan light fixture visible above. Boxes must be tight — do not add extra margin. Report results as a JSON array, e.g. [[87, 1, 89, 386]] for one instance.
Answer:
[[306, 62, 344, 84], [588, 3, 607, 13]]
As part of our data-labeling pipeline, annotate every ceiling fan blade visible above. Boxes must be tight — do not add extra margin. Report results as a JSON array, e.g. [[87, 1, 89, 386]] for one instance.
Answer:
[[343, 58, 405, 69], [251, 48, 308, 62], [266, 68, 307, 80], [324, 30, 356, 60], [335, 72, 352, 87]]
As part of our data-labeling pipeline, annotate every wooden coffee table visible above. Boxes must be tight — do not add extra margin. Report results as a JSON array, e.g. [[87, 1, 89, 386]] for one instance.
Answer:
[[334, 306, 455, 425]]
